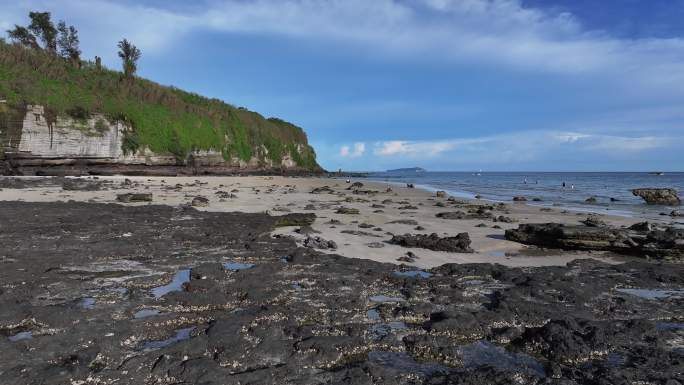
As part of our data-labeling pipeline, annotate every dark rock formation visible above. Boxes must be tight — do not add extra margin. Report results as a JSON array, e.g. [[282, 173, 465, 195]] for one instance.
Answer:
[[347, 182, 364, 190], [274, 213, 316, 227], [61, 178, 103, 191], [513, 196, 527, 202], [336, 207, 360, 215], [580, 215, 607, 227], [436, 208, 493, 221], [310, 186, 334, 194], [389, 232, 474, 253], [387, 219, 419, 226], [115, 193, 152, 203], [0, 201, 682, 384], [303, 236, 337, 249], [191, 196, 209, 207], [632, 188, 681, 205], [506, 222, 684, 261]]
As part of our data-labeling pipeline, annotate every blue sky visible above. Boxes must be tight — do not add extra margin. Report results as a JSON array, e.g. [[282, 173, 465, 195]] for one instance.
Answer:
[[2, 0, 684, 171]]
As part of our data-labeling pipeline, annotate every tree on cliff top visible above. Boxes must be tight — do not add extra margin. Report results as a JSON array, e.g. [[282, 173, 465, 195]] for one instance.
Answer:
[[57, 21, 81, 64], [28, 11, 58, 53], [117, 39, 141, 79], [6, 25, 39, 49]]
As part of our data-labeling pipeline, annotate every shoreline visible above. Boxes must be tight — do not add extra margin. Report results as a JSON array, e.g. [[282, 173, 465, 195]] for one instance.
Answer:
[[0, 174, 666, 268], [363, 175, 683, 221], [0, 175, 682, 384]]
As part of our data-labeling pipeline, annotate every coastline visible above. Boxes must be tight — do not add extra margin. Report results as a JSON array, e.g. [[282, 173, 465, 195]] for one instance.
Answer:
[[364, 173, 684, 221], [0, 174, 663, 268], [1, 174, 682, 384]]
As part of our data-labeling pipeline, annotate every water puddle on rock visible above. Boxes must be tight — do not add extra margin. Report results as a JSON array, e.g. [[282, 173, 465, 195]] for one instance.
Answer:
[[134, 309, 162, 319], [393, 270, 432, 279], [370, 295, 405, 303], [616, 288, 684, 300], [79, 297, 96, 309], [223, 262, 256, 271], [111, 287, 128, 295], [656, 322, 684, 330], [368, 351, 451, 377], [459, 341, 545, 377], [151, 269, 190, 298], [8, 331, 33, 342], [140, 327, 196, 350], [367, 309, 381, 321], [489, 251, 507, 257], [369, 322, 409, 341]]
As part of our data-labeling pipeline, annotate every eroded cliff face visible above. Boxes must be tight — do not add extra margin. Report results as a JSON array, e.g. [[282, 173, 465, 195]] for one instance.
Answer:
[[0, 105, 314, 175]]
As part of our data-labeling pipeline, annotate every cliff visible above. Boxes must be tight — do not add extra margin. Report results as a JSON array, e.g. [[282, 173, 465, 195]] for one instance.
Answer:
[[0, 41, 321, 175]]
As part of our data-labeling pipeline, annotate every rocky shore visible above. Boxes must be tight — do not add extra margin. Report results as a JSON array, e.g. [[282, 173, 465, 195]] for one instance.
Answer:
[[0, 176, 682, 384]]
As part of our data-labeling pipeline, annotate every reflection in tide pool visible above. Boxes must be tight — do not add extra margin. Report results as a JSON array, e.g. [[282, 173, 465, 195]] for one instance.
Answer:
[[151, 269, 190, 298], [140, 327, 195, 350]]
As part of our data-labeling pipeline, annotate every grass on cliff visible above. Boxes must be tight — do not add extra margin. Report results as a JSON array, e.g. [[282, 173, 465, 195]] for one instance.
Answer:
[[0, 41, 319, 169]]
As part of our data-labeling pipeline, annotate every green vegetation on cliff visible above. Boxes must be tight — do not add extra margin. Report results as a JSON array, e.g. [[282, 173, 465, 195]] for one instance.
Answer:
[[0, 40, 319, 170]]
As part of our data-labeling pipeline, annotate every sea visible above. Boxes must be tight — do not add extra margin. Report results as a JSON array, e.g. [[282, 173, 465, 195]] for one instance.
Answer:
[[365, 171, 684, 220]]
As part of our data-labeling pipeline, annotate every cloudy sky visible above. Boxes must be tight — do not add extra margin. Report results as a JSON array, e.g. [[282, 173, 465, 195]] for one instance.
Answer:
[[3, 0, 684, 171]]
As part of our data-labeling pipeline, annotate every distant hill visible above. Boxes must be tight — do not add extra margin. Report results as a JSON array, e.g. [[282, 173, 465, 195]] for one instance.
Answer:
[[0, 40, 320, 174], [386, 167, 426, 173]]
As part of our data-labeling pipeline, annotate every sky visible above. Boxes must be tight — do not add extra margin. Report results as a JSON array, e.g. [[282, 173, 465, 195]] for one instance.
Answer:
[[2, 0, 684, 171]]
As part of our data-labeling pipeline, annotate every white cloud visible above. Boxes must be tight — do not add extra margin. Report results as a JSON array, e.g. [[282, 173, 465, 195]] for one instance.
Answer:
[[372, 130, 678, 163], [3, 0, 684, 93], [340, 142, 365, 157], [374, 140, 459, 156]]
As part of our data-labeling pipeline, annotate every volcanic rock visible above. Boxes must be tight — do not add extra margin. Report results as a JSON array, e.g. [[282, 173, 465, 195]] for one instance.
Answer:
[[191, 196, 209, 207], [389, 232, 474, 253], [632, 188, 681, 205], [116, 193, 152, 203], [303, 236, 337, 250], [505, 222, 684, 260]]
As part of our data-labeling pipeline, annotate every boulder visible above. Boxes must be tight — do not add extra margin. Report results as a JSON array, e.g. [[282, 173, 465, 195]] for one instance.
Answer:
[[346, 182, 364, 190], [389, 232, 474, 253], [580, 215, 607, 227], [116, 193, 152, 203], [513, 196, 527, 202], [631, 188, 680, 205], [585, 197, 597, 204], [435, 191, 447, 198], [336, 207, 360, 215], [671, 210, 682, 217], [303, 236, 337, 250], [191, 196, 209, 207], [310, 186, 335, 194]]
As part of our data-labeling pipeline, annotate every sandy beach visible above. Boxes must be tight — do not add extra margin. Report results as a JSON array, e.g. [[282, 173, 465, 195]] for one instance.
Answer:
[[0, 175, 654, 268]]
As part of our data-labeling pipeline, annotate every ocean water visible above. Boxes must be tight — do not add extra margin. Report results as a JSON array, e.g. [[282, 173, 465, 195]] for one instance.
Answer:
[[366, 171, 684, 219]]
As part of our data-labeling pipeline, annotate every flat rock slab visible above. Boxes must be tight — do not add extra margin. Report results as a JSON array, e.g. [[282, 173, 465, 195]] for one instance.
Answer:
[[505, 222, 684, 261]]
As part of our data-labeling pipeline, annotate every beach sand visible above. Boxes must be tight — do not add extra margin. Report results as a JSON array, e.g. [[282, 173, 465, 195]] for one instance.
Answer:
[[0, 175, 658, 268]]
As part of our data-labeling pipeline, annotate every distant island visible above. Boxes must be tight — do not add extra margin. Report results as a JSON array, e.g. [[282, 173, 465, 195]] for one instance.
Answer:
[[386, 167, 426, 173]]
